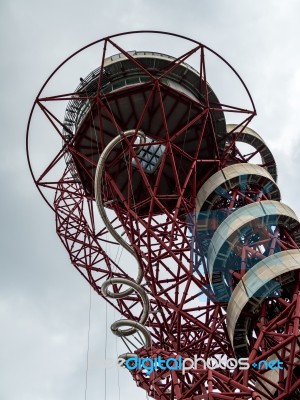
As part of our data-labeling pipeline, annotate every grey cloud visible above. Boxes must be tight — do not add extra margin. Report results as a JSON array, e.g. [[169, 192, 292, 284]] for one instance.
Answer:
[[1, 0, 300, 399]]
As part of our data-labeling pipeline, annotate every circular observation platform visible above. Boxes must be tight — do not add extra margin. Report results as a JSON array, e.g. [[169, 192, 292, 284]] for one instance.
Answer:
[[62, 51, 227, 216]]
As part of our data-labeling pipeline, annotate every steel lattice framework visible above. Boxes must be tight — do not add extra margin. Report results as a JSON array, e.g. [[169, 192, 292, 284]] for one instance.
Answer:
[[27, 31, 300, 399]]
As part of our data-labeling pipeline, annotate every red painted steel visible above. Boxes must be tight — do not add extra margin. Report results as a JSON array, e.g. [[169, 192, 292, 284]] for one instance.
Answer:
[[27, 31, 300, 399]]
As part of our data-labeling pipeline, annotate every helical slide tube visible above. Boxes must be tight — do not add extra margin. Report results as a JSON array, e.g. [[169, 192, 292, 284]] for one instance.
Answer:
[[94, 129, 146, 295], [102, 277, 151, 359], [95, 130, 151, 358]]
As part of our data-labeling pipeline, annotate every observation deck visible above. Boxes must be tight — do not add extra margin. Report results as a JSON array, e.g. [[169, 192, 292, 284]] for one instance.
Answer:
[[62, 51, 226, 215]]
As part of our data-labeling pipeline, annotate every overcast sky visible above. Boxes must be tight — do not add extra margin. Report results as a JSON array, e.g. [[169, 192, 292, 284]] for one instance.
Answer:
[[2, 1, 300, 399]]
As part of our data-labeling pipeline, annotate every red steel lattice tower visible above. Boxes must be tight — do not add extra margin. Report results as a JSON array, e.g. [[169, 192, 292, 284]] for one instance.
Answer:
[[27, 31, 300, 399]]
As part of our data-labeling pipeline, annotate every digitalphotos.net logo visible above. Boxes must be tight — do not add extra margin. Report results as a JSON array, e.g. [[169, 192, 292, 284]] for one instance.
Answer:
[[104, 356, 284, 375]]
